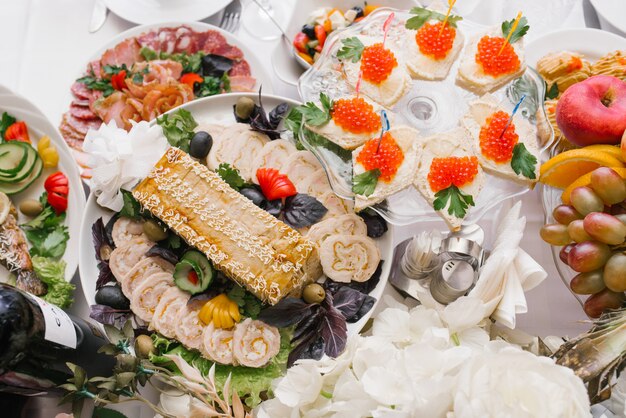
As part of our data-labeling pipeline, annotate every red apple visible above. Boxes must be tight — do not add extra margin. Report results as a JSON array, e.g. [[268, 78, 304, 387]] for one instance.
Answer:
[[556, 75, 626, 146]]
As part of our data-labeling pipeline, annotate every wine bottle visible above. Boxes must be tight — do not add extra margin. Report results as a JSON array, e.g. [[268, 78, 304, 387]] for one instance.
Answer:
[[0, 283, 113, 396]]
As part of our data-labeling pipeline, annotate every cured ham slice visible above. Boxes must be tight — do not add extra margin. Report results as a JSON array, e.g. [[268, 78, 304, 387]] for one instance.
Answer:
[[202, 323, 235, 365], [70, 102, 97, 120], [132, 60, 183, 85], [306, 214, 367, 246], [100, 38, 143, 68], [232, 319, 280, 368], [130, 272, 174, 322], [108, 237, 155, 281], [140, 84, 193, 121], [229, 60, 251, 77], [229, 76, 256, 92], [175, 301, 205, 351], [151, 287, 189, 339], [92, 92, 142, 130], [120, 256, 174, 299], [319, 235, 380, 283]]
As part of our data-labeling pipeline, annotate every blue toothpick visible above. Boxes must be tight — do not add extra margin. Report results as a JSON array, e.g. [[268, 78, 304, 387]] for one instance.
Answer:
[[499, 94, 526, 139], [376, 109, 390, 154]]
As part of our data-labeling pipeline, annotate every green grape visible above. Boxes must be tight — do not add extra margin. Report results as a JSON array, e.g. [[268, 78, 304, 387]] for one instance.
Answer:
[[568, 241, 612, 272], [590, 167, 626, 205], [570, 270, 606, 295], [583, 212, 626, 245], [552, 205, 582, 225], [570, 186, 605, 216], [584, 289, 625, 318], [615, 214, 626, 225], [540, 224, 571, 246], [604, 253, 626, 292], [567, 219, 593, 243]]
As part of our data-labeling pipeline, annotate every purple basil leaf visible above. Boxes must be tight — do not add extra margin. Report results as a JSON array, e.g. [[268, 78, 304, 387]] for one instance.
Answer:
[[326, 261, 384, 295], [146, 245, 179, 265], [348, 295, 376, 323], [292, 305, 322, 342], [89, 304, 131, 326], [288, 333, 325, 367], [269, 103, 289, 130], [96, 261, 116, 290], [104, 215, 118, 248], [258, 297, 315, 328], [93, 217, 113, 263], [283, 193, 328, 228], [320, 294, 348, 358], [332, 286, 367, 320], [250, 115, 282, 140]]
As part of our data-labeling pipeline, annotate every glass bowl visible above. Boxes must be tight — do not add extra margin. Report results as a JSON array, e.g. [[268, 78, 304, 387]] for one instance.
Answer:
[[297, 7, 556, 226]]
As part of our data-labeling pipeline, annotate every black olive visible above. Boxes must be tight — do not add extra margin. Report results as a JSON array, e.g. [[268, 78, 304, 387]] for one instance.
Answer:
[[301, 24, 316, 39], [352, 6, 364, 18], [264, 199, 283, 217], [189, 131, 213, 159], [240, 187, 266, 207], [95, 285, 130, 310], [359, 211, 388, 238]]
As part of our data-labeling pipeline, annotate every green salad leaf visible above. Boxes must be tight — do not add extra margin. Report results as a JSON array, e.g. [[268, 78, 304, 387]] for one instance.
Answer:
[[22, 193, 69, 259], [76, 72, 115, 97], [32, 256, 74, 308], [0, 112, 16, 140], [140, 47, 204, 74], [156, 108, 198, 153]]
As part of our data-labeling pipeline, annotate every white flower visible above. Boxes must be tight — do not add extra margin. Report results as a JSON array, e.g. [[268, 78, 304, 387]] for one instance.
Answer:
[[361, 365, 413, 407], [273, 361, 323, 408], [452, 342, 591, 418], [83, 120, 168, 211]]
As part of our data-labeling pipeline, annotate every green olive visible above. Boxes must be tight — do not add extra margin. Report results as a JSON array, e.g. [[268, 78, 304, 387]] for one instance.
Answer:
[[143, 219, 168, 242], [235, 97, 256, 120], [303, 283, 326, 304], [134, 335, 155, 359], [19, 199, 43, 217]]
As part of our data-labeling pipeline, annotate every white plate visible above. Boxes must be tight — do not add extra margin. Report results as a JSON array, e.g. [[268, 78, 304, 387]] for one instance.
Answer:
[[68, 21, 273, 178], [273, 0, 420, 86], [79, 92, 393, 336], [0, 85, 86, 284], [104, 0, 232, 25], [590, 0, 626, 37]]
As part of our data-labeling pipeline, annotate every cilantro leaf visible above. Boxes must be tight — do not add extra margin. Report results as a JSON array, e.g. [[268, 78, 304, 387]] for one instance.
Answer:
[[0, 112, 16, 140], [433, 185, 475, 219], [405, 7, 463, 30], [337, 37, 365, 63], [156, 108, 198, 153], [545, 81, 559, 100], [227, 285, 263, 319], [297, 93, 333, 127], [511, 143, 538, 179], [196, 76, 222, 98], [352, 169, 381, 197], [502, 16, 529, 44], [119, 190, 143, 219], [217, 163, 246, 190]]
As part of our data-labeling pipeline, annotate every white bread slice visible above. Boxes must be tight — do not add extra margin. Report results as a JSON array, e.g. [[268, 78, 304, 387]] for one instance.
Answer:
[[461, 94, 539, 183], [352, 125, 420, 211], [342, 35, 412, 108], [403, 1, 465, 80], [413, 128, 485, 231], [456, 27, 526, 95]]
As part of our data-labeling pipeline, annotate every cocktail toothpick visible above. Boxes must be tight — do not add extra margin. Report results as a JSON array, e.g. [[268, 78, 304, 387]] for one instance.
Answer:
[[382, 13, 395, 47], [355, 70, 363, 98], [439, 0, 457, 36], [498, 11, 522, 55], [376, 109, 390, 154], [499, 94, 526, 139]]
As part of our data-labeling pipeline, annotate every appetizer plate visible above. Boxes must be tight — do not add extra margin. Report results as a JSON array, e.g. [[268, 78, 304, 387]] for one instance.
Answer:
[[298, 7, 553, 226], [79, 92, 394, 336], [103, 0, 233, 25], [0, 86, 85, 283]]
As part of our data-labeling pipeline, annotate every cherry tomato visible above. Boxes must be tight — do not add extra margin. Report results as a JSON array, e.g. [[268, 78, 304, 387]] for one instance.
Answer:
[[110, 70, 127, 91], [293, 32, 310, 53], [4, 121, 30, 143], [256, 168, 297, 201], [314, 25, 327, 48], [44, 171, 69, 214]]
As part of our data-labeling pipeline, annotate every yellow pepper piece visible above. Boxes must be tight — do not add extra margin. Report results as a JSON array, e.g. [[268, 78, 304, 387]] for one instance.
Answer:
[[37, 135, 59, 168], [199, 293, 243, 329], [228, 301, 241, 323], [37, 135, 51, 153]]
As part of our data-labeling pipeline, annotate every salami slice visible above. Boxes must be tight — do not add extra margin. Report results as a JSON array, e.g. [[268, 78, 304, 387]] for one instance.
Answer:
[[229, 60, 251, 77], [199, 30, 228, 54], [70, 82, 91, 100], [64, 113, 102, 136], [211, 44, 244, 60], [70, 102, 98, 120]]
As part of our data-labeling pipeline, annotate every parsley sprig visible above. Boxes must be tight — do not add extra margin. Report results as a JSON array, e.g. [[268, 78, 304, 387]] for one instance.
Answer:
[[337, 37, 365, 63], [433, 185, 475, 219], [501, 16, 529, 44], [296, 93, 333, 126], [156, 108, 198, 153], [405, 6, 463, 31], [216, 163, 247, 191], [511, 143, 537, 179], [352, 169, 381, 197]]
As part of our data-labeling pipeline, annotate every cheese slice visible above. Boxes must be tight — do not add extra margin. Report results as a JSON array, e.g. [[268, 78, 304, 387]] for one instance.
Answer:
[[133, 147, 322, 305]]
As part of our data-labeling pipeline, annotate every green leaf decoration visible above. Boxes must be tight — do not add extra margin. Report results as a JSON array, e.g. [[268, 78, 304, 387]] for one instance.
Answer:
[[337, 37, 365, 63], [216, 163, 246, 191], [511, 143, 538, 179], [433, 185, 475, 218], [156, 108, 198, 153], [352, 169, 381, 197], [501, 16, 530, 44], [545, 81, 559, 100], [92, 407, 129, 418], [405, 6, 463, 31], [296, 93, 334, 127]]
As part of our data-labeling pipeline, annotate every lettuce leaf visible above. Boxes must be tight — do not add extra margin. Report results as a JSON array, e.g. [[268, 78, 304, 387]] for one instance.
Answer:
[[31, 256, 74, 308]]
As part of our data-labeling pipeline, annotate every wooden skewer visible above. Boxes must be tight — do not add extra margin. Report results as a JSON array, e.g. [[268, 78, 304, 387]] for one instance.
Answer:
[[439, 0, 457, 36], [498, 11, 522, 55], [382, 13, 395, 47]]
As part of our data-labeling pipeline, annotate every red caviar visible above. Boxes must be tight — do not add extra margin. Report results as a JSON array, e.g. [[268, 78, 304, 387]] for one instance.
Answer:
[[331, 97, 381, 134], [415, 22, 456, 60], [567, 56, 583, 73], [475, 36, 520, 77], [361, 43, 398, 84], [356, 132, 404, 182], [428, 156, 479, 192], [479, 110, 518, 163]]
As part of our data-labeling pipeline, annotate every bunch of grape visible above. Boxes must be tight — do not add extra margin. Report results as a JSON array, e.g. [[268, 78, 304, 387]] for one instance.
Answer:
[[541, 167, 626, 318]]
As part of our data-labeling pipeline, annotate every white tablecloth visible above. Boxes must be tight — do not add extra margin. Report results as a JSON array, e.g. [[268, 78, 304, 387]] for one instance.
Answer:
[[0, 0, 613, 415]]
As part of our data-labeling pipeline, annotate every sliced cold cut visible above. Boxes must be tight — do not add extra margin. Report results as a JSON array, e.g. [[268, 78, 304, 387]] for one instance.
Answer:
[[232, 318, 280, 368], [151, 287, 189, 339], [108, 237, 155, 281], [202, 323, 234, 365], [319, 235, 380, 283], [130, 272, 174, 322]]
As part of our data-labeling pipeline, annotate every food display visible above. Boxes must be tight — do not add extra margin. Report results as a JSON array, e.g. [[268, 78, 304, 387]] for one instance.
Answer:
[[295, 4, 548, 229], [61, 24, 258, 177]]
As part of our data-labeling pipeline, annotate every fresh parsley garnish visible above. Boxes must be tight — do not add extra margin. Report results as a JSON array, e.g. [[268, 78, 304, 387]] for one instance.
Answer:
[[119, 190, 143, 219], [0, 112, 16, 140], [545, 81, 559, 100], [511, 143, 537, 179], [156, 108, 198, 153], [433, 185, 475, 219], [405, 6, 463, 31], [217, 163, 246, 191], [140, 47, 204, 74], [21, 193, 69, 259], [227, 285, 263, 319], [195, 74, 230, 98], [102, 64, 128, 75], [76, 72, 115, 97], [502, 16, 529, 44], [337, 37, 365, 63], [297, 93, 333, 126], [352, 169, 381, 197], [284, 107, 304, 139]]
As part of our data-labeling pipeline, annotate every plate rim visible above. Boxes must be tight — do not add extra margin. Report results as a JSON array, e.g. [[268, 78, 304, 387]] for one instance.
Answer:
[[79, 91, 393, 336], [589, 0, 626, 35], [102, 0, 233, 26]]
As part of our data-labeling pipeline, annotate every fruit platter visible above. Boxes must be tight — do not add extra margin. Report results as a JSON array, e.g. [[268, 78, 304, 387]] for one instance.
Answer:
[[78, 92, 393, 406], [295, 3, 554, 228]]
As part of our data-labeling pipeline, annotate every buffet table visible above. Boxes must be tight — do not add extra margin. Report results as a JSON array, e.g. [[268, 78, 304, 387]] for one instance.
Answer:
[[0, 0, 620, 416]]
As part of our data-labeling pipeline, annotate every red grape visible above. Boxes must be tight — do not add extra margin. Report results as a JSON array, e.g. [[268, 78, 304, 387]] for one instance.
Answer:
[[567, 219, 593, 243], [584, 289, 625, 318], [552, 205, 582, 225], [570, 270, 606, 295], [559, 244, 575, 265], [590, 167, 626, 205], [604, 253, 626, 292], [570, 186, 605, 216], [540, 224, 571, 246], [583, 212, 626, 245], [568, 241, 612, 272]]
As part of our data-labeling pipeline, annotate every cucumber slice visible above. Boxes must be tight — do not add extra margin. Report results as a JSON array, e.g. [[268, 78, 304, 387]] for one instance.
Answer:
[[0, 144, 39, 183], [181, 250, 214, 280], [174, 257, 214, 295], [0, 142, 28, 174], [0, 156, 43, 195]]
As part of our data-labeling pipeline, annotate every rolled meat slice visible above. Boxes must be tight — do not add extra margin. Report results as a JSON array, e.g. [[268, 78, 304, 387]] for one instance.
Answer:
[[318, 191, 354, 219], [120, 256, 174, 298], [232, 318, 280, 368], [151, 287, 189, 339], [306, 214, 368, 246], [174, 301, 205, 351], [202, 323, 234, 365], [319, 235, 380, 283], [130, 272, 174, 322], [207, 124, 269, 181], [111, 217, 148, 247], [108, 237, 155, 281], [280, 151, 322, 186], [251, 139, 297, 182], [295, 168, 332, 199]]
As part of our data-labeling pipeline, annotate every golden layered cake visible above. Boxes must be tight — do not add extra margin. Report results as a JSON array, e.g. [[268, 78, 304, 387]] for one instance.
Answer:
[[133, 147, 322, 305]]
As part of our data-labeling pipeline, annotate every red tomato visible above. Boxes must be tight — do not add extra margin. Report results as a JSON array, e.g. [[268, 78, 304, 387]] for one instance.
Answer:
[[293, 32, 310, 53], [256, 168, 297, 201], [188, 269, 199, 286], [314, 25, 327, 47], [110, 70, 127, 91], [180, 73, 203, 89], [4, 121, 30, 143], [44, 171, 69, 214]]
